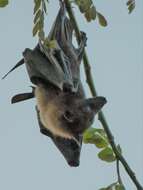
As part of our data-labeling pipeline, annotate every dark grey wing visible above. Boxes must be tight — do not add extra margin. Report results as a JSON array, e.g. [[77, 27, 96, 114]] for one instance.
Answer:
[[2, 2, 86, 92], [23, 47, 69, 90], [49, 2, 87, 90], [44, 2, 87, 92], [36, 2, 77, 91], [22, 3, 76, 91], [36, 107, 82, 167]]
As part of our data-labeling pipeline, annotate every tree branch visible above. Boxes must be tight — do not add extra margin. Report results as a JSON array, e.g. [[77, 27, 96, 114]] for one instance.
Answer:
[[64, 0, 143, 189]]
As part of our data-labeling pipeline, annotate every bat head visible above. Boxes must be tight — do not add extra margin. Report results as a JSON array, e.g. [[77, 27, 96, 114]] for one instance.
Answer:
[[35, 84, 107, 137], [60, 95, 107, 135], [37, 95, 106, 167]]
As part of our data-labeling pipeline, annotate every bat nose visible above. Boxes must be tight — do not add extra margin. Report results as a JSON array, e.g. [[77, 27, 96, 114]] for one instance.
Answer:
[[94, 96, 107, 106], [68, 160, 79, 167]]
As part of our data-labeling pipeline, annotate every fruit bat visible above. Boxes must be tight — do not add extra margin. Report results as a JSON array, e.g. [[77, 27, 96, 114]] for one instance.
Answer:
[[2, 1, 107, 167]]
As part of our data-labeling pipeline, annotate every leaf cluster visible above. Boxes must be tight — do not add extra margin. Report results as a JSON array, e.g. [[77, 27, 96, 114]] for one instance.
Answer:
[[33, 0, 48, 41], [100, 183, 125, 190], [33, 0, 56, 48], [0, 0, 8, 7], [74, 0, 107, 26], [83, 127, 122, 163], [126, 0, 135, 14]]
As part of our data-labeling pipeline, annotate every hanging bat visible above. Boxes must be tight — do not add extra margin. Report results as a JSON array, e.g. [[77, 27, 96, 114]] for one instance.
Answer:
[[2, 1, 107, 167]]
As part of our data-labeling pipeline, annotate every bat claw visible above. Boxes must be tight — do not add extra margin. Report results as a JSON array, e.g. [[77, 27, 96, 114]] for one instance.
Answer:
[[80, 31, 87, 46], [76, 31, 87, 61]]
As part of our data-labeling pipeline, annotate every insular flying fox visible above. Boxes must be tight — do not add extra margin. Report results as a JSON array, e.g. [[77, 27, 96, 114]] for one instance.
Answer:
[[3, 1, 107, 167]]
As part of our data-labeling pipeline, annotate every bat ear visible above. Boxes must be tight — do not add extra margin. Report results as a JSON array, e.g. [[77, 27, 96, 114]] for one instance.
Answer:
[[11, 93, 34, 104], [85, 96, 107, 114]]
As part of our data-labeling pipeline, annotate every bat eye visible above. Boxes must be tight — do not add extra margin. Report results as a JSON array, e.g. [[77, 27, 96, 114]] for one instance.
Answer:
[[63, 110, 74, 123]]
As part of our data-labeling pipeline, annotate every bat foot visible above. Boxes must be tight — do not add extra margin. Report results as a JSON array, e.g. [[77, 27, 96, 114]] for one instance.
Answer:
[[76, 31, 87, 61], [80, 31, 87, 47], [63, 83, 73, 93]]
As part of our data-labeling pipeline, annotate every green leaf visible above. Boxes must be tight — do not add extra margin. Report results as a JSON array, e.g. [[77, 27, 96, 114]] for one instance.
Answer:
[[44, 37, 57, 48], [33, 21, 40, 36], [34, 9, 41, 24], [0, 0, 8, 7], [93, 133, 108, 148], [126, 0, 133, 6], [115, 184, 126, 190], [75, 0, 97, 22], [83, 128, 96, 142], [84, 9, 92, 22], [128, 2, 135, 14], [84, 128, 107, 139], [76, 0, 92, 11], [90, 5, 96, 20], [99, 182, 118, 190], [97, 12, 107, 27], [43, 38, 56, 48], [126, 0, 135, 14], [38, 12, 44, 30], [34, 0, 42, 14], [48, 40, 57, 48], [38, 30, 45, 41], [84, 5, 96, 22], [76, 0, 92, 13], [84, 128, 108, 148], [98, 147, 116, 162], [95, 129, 107, 137], [79, 4, 87, 13]]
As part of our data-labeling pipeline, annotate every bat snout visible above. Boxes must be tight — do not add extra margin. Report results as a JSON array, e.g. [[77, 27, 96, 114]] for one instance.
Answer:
[[68, 160, 79, 167]]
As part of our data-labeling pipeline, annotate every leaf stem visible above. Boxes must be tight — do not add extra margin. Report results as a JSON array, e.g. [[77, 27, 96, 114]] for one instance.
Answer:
[[116, 159, 122, 184], [64, 1, 143, 189]]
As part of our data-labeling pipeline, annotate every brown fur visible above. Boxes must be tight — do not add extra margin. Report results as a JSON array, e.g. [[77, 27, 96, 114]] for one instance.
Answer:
[[35, 84, 76, 141]]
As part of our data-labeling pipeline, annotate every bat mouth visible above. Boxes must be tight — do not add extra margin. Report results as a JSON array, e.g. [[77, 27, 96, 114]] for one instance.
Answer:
[[68, 160, 79, 167]]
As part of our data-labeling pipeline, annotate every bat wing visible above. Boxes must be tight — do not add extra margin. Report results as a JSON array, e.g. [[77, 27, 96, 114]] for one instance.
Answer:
[[25, 2, 78, 91], [23, 46, 72, 90], [2, 2, 86, 93], [36, 2, 87, 91], [36, 107, 82, 167]]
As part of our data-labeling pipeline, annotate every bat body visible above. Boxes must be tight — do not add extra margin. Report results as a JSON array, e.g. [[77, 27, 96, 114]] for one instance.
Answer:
[[3, 2, 107, 166]]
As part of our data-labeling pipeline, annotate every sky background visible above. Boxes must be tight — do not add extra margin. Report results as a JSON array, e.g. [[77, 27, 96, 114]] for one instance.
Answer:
[[0, 0, 142, 189]]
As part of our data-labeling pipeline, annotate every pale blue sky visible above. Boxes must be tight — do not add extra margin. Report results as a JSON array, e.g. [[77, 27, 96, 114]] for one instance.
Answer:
[[0, 1, 142, 189]]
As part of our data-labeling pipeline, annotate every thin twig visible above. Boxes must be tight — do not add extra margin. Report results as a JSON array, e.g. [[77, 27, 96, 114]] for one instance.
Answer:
[[98, 112, 143, 190], [116, 159, 122, 184], [64, 0, 143, 189]]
